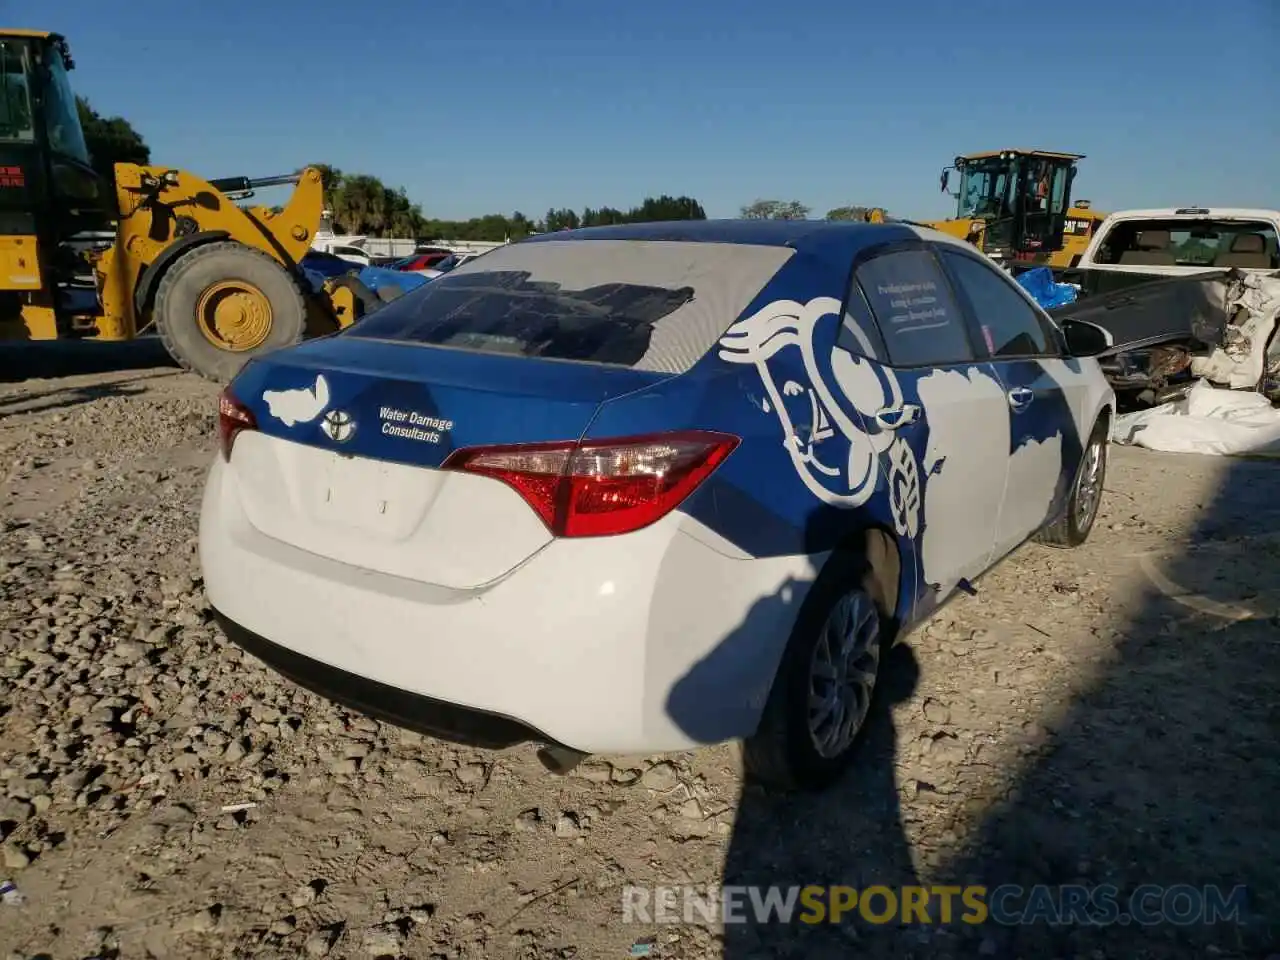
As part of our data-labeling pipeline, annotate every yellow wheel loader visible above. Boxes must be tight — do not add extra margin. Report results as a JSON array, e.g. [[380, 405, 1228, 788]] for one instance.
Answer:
[[0, 29, 365, 381], [927, 149, 1107, 273]]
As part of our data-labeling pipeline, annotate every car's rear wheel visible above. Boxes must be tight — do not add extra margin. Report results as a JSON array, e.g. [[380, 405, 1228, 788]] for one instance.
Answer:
[[1035, 418, 1109, 548], [743, 564, 885, 791]]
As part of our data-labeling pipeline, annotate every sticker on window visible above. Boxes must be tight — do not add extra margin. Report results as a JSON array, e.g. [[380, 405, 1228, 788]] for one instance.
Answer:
[[855, 251, 972, 367]]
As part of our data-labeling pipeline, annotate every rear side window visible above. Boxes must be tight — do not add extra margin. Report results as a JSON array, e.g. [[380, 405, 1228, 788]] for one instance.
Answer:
[[940, 250, 1054, 358], [853, 249, 973, 367], [346, 239, 795, 374], [1094, 218, 1280, 269]]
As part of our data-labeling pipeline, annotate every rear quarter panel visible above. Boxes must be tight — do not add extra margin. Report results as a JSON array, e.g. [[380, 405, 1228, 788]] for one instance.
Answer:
[[585, 248, 920, 623]]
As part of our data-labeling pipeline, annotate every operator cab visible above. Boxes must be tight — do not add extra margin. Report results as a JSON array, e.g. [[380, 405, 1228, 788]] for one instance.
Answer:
[[0, 30, 109, 237], [940, 149, 1081, 263]]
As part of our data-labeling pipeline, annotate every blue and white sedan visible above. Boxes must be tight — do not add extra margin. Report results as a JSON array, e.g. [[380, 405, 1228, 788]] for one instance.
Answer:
[[199, 220, 1115, 790]]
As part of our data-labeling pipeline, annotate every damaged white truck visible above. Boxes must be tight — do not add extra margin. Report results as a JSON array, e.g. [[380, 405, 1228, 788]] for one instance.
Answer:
[[1053, 206, 1280, 409]]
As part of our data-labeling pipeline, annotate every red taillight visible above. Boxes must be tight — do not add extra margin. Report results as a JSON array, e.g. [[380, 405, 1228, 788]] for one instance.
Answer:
[[218, 388, 257, 461], [443, 430, 739, 538]]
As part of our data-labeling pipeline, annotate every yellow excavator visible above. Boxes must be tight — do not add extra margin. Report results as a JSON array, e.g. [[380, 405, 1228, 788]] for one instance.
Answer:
[[928, 149, 1106, 272], [0, 29, 368, 381], [859, 150, 1106, 274]]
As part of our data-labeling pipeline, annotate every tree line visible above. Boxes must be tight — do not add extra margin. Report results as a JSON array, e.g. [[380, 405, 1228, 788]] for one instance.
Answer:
[[66, 106, 890, 237], [315, 174, 891, 241], [316, 164, 711, 241], [740, 199, 889, 221], [76, 97, 151, 182]]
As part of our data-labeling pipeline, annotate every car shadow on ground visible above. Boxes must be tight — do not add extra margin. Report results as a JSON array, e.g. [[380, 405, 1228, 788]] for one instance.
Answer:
[[665, 510, 927, 958], [666, 450, 1278, 959], [936, 450, 1280, 959], [717, 643, 922, 959], [0, 337, 177, 384]]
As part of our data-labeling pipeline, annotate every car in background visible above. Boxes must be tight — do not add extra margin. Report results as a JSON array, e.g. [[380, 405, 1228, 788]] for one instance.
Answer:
[[427, 252, 481, 275], [394, 253, 480, 281], [395, 252, 454, 273], [299, 250, 430, 304], [200, 220, 1115, 790], [319, 243, 374, 267]]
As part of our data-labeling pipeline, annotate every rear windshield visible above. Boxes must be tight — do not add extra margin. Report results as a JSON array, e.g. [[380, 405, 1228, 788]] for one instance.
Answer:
[[1094, 218, 1280, 269], [343, 239, 795, 373]]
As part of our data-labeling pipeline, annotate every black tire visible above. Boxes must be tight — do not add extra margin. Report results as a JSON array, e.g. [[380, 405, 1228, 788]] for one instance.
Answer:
[[1035, 417, 1109, 548], [743, 554, 887, 792], [154, 241, 307, 382]]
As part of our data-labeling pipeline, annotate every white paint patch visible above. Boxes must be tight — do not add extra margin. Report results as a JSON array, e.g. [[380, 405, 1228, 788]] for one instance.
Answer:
[[262, 374, 330, 427], [886, 436, 921, 538], [718, 297, 900, 508], [1037, 358, 1095, 442], [916, 366, 1008, 597], [995, 432, 1063, 553]]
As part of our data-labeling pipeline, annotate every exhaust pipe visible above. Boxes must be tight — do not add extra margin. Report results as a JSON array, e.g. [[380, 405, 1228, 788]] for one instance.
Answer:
[[536, 745, 587, 775]]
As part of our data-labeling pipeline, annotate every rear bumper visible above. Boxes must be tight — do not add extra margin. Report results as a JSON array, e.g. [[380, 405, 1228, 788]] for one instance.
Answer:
[[199, 455, 816, 755], [212, 610, 561, 750]]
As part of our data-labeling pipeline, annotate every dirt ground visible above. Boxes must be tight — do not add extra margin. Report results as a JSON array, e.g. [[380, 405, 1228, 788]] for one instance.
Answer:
[[1, 342, 1277, 960]]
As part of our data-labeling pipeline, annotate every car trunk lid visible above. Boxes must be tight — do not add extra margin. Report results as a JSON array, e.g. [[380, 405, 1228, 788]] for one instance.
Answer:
[[225, 337, 670, 589]]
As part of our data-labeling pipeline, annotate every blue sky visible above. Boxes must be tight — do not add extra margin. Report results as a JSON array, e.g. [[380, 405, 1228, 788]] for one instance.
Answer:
[[17, 0, 1280, 222]]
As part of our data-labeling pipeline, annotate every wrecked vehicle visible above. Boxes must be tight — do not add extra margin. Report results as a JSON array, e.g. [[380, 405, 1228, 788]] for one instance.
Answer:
[[1047, 208, 1280, 408], [1051, 268, 1280, 408], [1062, 206, 1280, 297]]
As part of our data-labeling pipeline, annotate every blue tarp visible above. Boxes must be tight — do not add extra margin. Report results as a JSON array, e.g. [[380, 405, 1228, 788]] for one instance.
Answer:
[[356, 264, 430, 296], [1016, 266, 1078, 310]]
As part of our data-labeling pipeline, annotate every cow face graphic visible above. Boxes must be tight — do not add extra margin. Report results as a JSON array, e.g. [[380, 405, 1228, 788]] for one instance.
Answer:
[[718, 296, 903, 508]]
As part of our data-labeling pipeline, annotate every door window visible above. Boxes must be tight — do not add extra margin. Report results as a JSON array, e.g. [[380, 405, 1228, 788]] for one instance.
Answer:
[[1050, 165, 1069, 215], [42, 46, 91, 165], [0, 40, 34, 143], [940, 250, 1054, 358], [852, 249, 974, 367]]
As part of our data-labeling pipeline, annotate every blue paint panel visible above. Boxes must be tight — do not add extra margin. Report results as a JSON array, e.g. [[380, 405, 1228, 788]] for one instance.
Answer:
[[580, 242, 925, 624], [228, 337, 671, 469]]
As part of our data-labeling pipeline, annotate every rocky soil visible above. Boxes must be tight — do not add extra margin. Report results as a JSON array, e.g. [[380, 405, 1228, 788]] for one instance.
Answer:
[[1, 342, 1277, 959]]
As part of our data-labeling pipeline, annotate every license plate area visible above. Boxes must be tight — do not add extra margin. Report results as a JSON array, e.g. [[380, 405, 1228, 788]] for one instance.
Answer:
[[313, 455, 400, 536]]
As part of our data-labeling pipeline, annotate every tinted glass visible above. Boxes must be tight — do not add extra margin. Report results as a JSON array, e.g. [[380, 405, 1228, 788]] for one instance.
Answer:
[[1094, 218, 1280, 269], [941, 251, 1051, 358], [956, 159, 1014, 219], [854, 249, 973, 367], [43, 49, 91, 164], [0, 40, 34, 143], [837, 281, 887, 362], [346, 239, 794, 373]]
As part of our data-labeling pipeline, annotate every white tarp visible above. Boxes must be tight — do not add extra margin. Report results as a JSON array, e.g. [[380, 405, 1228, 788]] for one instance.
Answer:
[[1112, 379, 1280, 456]]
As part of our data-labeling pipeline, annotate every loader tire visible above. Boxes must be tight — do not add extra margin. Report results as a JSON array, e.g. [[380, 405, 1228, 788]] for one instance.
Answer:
[[154, 241, 307, 383]]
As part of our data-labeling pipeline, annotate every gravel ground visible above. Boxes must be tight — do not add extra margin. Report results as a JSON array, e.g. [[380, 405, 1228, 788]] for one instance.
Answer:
[[0, 342, 1277, 960]]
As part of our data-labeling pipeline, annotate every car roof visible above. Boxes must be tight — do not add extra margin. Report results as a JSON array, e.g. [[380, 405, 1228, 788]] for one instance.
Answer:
[[518, 218, 952, 266], [1100, 207, 1280, 222]]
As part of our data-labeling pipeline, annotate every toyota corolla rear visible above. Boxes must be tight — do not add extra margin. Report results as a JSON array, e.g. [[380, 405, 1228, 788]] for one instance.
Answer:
[[199, 236, 812, 755]]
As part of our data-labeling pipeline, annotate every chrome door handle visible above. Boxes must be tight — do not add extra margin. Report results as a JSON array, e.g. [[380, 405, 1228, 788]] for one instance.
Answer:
[[874, 403, 922, 429], [1007, 387, 1034, 410]]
